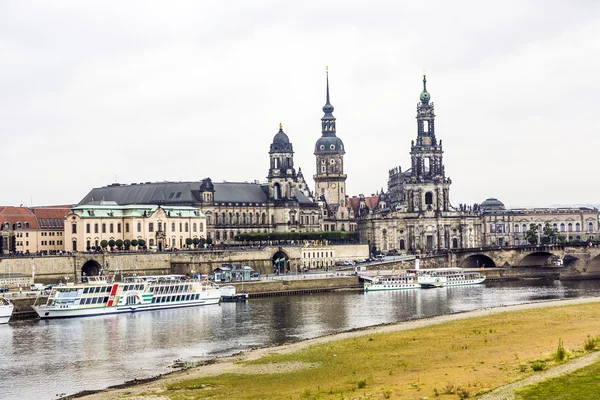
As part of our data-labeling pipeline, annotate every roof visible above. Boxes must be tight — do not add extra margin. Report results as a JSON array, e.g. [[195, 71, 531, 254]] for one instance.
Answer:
[[69, 204, 205, 219], [0, 206, 70, 230], [79, 180, 316, 207], [347, 196, 379, 216]]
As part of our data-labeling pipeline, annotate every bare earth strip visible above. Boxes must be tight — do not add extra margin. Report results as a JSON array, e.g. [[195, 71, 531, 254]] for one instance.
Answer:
[[77, 297, 600, 400]]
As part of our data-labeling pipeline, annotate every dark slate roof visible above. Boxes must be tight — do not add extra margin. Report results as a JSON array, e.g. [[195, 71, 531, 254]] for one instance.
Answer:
[[78, 181, 315, 206]]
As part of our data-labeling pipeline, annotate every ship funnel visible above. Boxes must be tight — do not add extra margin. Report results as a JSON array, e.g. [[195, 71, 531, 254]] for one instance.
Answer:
[[415, 258, 420, 270]]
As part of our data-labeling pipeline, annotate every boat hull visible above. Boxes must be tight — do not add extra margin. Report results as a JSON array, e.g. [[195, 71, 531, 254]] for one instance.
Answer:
[[33, 297, 220, 319], [0, 298, 13, 324]]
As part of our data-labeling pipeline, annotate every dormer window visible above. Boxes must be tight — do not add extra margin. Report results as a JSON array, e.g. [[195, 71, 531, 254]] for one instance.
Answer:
[[320, 145, 325, 150]]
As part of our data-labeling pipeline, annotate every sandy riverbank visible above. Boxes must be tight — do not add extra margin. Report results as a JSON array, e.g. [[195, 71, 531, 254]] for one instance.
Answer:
[[73, 296, 600, 400]]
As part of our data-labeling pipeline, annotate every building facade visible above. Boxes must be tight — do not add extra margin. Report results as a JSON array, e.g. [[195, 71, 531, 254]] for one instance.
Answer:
[[0, 206, 70, 255], [65, 203, 207, 252], [480, 198, 599, 246]]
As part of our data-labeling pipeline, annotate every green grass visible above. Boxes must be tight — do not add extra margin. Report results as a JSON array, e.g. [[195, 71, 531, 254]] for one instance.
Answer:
[[515, 358, 600, 400]]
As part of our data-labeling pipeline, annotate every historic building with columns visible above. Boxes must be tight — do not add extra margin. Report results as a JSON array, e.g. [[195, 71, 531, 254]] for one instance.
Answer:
[[356, 76, 484, 253]]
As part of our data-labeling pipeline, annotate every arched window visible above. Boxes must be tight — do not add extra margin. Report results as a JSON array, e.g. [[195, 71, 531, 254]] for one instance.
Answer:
[[2, 222, 9, 230], [588, 222, 594, 232], [185, 223, 189, 232], [193, 223, 197, 232], [399, 239, 405, 250], [425, 192, 433, 205], [560, 223, 565, 232], [522, 224, 527, 234], [273, 183, 281, 200], [16, 222, 22, 229], [25, 222, 30, 229], [234, 213, 239, 224], [575, 223, 581, 232], [553, 223, 557, 230], [242, 213, 246, 225], [86, 223, 91, 234], [262, 213, 266, 225], [452, 238, 458, 248], [226, 213, 231, 225], [514, 224, 520, 233], [568, 223, 573, 232], [255, 212, 259, 225]]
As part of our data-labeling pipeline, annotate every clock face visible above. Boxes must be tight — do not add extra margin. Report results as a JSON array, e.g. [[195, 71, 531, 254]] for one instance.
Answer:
[[331, 183, 336, 188]]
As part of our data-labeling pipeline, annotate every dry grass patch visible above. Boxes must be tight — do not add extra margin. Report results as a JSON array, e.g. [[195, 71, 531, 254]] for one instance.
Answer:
[[159, 303, 600, 399]]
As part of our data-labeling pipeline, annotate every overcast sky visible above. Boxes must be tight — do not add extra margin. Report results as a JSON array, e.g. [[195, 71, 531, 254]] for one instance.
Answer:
[[1, 1, 599, 209]]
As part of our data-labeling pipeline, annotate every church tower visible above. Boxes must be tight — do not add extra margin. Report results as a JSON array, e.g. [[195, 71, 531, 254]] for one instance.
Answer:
[[313, 68, 347, 210], [268, 123, 297, 200], [404, 75, 451, 214]]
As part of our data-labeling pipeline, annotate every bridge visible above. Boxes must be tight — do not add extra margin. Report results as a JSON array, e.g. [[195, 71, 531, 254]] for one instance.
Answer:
[[447, 243, 600, 275]]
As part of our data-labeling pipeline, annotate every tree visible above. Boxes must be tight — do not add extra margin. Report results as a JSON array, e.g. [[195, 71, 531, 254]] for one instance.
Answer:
[[138, 239, 146, 248], [198, 238, 206, 248], [100, 240, 108, 249], [115, 239, 124, 250], [185, 238, 193, 248], [525, 224, 539, 245], [192, 238, 200, 247], [206, 237, 213, 245], [124, 239, 131, 250], [541, 223, 559, 245], [108, 239, 116, 249], [130, 239, 138, 248]]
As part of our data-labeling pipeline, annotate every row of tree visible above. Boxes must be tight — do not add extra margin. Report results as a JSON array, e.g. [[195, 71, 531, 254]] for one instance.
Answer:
[[525, 223, 565, 245], [88, 237, 215, 251], [234, 231, 360, 243]]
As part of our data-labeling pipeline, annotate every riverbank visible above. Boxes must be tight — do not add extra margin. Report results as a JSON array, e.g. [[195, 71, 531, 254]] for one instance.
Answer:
[[74, 296, 600, 399]]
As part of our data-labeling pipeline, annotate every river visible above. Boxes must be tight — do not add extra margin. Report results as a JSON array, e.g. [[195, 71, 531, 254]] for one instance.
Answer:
[[1, 279, 600, 399]]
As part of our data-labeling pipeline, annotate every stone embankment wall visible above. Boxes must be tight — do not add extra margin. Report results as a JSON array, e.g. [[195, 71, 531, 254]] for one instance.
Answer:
[[0, 244, 369, 285]]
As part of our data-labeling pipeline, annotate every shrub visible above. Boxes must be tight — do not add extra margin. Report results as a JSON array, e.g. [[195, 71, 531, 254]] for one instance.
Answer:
[[555, 338, 567, 362], [108, 239, 116, 248], [115, 239, 123, 250], [123, 239, 130, 250], [100, 240, 108, 249], [138, 239, 146, 248], [130, 239, 138, 248], [457, 387, 470, 399], [584, 335, 598, 351], [443, 383, 455, 394], [357, 380, 366, 389], [531, 361, 546, 371]]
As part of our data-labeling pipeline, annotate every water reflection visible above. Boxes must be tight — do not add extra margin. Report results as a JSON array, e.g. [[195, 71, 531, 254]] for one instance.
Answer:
[[0, 279, 599, 399]]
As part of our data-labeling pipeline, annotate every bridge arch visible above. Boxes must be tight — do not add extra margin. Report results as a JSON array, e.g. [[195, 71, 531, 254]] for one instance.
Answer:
[[81, 259, 102, 281], [459, 254, 497, 269], [517, 252, 560, 267], [587, 255, 600, 273], [272, 250, 289, 274]]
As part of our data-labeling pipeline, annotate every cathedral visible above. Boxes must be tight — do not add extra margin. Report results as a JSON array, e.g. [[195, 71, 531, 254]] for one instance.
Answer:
[[355, 76, 482, 253]]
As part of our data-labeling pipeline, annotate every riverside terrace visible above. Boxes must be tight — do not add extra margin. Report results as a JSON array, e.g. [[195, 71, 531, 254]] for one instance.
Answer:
[[0, 243, 369, 285]]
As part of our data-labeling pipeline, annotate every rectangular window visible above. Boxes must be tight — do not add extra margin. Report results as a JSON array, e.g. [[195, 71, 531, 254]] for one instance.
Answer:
[[94, 223, 98, 233], [149, 223, 154, 233], [110, 223, 114, 233], [199, 223, 204, 232], [117, 223, 121, 233], [86, 224, 90, 234], [72, 224, 77, 234], [102, 223, 106, 233], [137, 222, 141, 232], [125, 223, 129, 233]]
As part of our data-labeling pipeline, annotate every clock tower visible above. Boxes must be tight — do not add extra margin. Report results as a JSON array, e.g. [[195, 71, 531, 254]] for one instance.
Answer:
[[313, 69, 347, 210]]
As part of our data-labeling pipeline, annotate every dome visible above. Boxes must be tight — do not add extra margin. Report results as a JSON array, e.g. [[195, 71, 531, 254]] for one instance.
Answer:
[[480, 198, 505, 211], [314, 136, 345, 155], [420, 90, 430, 102], [272, 125, 290, 144]]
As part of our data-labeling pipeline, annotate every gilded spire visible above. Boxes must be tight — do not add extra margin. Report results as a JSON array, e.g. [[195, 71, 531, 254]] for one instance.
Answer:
[[279, 122, 283, 130]]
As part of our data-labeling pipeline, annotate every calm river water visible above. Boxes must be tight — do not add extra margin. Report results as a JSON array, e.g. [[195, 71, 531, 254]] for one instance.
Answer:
[[2, 279, 600, 399]]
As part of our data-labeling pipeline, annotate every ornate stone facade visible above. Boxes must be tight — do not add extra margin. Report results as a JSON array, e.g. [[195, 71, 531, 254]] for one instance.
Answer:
[[356, 76, 599, 254]]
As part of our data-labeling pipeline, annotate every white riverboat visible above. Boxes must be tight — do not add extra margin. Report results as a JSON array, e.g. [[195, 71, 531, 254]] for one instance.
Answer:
[[0, 297, 14, 324], [364, 275, 420, 292], [417, 268, 486, 288], [32, 275, 222, 319]]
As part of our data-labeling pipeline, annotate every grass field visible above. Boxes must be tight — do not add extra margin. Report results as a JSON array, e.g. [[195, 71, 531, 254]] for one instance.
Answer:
[[153, 302, 600, 399], [515, 357, 600, 400]]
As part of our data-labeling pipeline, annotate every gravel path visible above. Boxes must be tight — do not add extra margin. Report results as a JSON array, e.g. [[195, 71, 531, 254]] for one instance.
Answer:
[[478, 350, 600, 400]]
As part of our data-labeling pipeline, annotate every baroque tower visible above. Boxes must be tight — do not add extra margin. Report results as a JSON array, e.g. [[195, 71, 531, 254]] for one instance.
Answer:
[[268, 123, 296, 200], [404, 75, 451, 214], [313, 68, 347, 210]]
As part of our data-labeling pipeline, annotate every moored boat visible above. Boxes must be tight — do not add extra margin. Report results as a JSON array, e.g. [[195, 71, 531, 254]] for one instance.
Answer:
[[364, 275, 420, 292], [0, 297, 14, 324], [417, 268, 486, 288], [32, 275, 222, 319], [219, 285, 249, 302]]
